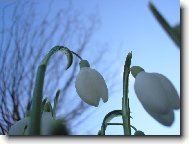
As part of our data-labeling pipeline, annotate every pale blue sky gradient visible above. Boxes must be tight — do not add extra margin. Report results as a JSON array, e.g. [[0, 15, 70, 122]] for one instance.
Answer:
[[69, 0, 180, 135]]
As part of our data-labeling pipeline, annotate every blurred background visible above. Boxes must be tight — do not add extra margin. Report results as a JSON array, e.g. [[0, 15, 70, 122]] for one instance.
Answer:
[[0, 0, 180, 135]]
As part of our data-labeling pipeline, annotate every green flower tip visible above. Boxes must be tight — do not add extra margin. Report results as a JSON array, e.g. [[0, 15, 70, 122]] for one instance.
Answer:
[[79, 60, 90, 69], [131, 66, 145, 78], [44, 102, 53, 114]]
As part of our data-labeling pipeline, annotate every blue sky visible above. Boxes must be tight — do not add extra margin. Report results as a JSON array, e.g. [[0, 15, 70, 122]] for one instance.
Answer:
[[0, 0, 180, 135], [68, 0, 180, 135]]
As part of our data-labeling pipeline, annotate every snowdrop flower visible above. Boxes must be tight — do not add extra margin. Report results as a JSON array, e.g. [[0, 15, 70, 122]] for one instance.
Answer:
[[131, 66, 180, 126], [8, 117, 30, 135], [8, 112, 68, 135], [75, 60, 108, 107]]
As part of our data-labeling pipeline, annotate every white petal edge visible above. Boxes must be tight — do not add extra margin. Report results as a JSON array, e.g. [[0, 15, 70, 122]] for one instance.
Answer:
[[91, 68, 108, 103], [8, 117, 29, 135], [75, 67, 108, 107], [9, 112, 57, 135], [143, 103, 174, 126], [152, 73, 180, 109]]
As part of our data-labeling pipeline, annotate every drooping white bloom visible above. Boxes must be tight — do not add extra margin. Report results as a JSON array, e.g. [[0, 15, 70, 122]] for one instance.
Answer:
[[8, 117, 30, 135], [131, 66, 180, 126], [8, 112, 65, 135], [75, 60, 108, 107]]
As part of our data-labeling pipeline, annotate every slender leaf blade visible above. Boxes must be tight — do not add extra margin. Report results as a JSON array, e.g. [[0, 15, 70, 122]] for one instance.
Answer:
[[149, 2, 180, 48]]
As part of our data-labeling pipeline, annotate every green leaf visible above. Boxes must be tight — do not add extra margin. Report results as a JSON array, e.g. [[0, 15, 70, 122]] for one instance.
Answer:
[[173, 24, 180, 34], [125, 52, 132, 69], [53, 90, 60, 118], [30, 65, 46, 135], [149, 2, 180, 48], [122, 52, 132, 135]]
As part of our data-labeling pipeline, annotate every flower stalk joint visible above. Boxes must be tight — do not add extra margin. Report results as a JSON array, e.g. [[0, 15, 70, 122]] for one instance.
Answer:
[[79, 60, 90, 69]]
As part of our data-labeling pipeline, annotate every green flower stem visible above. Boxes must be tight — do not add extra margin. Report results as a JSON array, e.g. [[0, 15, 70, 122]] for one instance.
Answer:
[[30, 65, 46, 135], [122, 52, 132, 135], [106, 123, 123, 126], [101, 124, 105, 135], [41, 46, 73, 66], [30, 46, 81, 135], [100, 110, 122, 135], [70, 50, 83, 60], [99, 123, 124, 135], [130, 125, 137, 132]]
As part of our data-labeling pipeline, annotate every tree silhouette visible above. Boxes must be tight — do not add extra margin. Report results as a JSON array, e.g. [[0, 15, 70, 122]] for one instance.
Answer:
[[0, 1, 119, 134]]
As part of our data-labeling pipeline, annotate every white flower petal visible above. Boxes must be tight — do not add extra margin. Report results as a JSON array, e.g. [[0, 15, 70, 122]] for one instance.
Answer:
[[134, 71, 171, 114], [9, 112, 57, 135], [75, 68, 100, 106], [143, 103, 174, 126], [8, 117, 29, 135], [75, 67, 108, 107], [91, 69, 108, 103], [40, 112, 56, 135], [152, 73, 180, 109]]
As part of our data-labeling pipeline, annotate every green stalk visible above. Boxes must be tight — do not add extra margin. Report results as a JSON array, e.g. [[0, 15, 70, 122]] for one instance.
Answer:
[[30, 65, 46, 135], [106, 123, 123, 126], [122, 52, 132, 135], [101, 124, 105, 135], [100, 110, 122, 135], [30, 46, 76, 135]]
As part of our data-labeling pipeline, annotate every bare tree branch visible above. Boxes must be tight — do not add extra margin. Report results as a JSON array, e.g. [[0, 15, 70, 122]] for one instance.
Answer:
[[0, 0, 119, 135]]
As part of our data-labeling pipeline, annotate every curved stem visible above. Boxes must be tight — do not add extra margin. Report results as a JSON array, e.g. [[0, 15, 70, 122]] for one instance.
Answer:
[[130, 125, 137, 132], [41, 46, 73, 66], [122, 52, 132, 135], [30, 46, 82, 135], [100, 110, 122, 135], [70, 50, 83, 60]]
